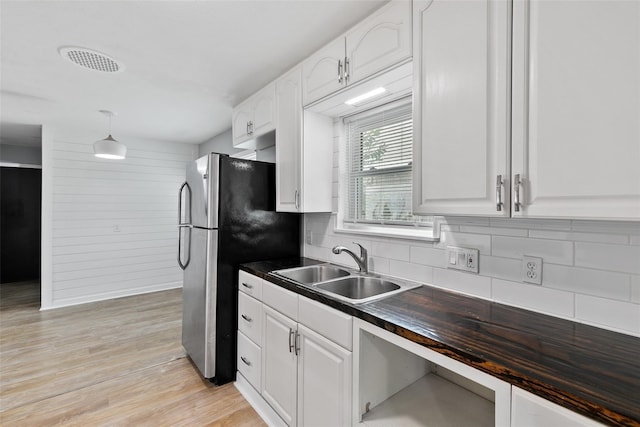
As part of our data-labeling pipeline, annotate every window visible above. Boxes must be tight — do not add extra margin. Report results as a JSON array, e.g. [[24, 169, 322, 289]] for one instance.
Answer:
[[340, 99, 433, 238]]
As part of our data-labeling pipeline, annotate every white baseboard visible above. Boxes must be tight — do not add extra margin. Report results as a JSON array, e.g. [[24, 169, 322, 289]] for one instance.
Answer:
[[40, 281, 182, 310], [235, 372, 286, 427]]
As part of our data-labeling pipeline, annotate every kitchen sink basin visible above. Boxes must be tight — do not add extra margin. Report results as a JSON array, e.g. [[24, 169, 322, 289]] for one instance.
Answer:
[[271, 264, 351, 285], [315, 276, 400, 300]]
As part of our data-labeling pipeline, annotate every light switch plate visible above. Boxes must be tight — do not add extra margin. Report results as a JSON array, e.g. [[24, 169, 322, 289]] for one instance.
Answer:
[[446, 246, 479, 274]]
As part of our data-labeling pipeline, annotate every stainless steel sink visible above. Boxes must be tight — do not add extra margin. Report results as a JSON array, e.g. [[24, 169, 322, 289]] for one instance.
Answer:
[[315, 276, 400, 300], [313, 275, 422, 304], [271, 264, 351, 285]]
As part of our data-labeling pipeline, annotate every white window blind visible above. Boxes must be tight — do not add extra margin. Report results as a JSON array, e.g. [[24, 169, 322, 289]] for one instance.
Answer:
[[344, 100, 429, 227]]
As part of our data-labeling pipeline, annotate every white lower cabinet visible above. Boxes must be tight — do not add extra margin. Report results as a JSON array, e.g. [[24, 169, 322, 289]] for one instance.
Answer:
[[297, 324, 352, 427], [511, 387, 603, 427], [238, 273, 352, 426]]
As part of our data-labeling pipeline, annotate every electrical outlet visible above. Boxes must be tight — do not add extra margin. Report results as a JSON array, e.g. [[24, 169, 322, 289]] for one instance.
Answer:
[[522, 255, 542, 285], [446, 246, 479, 274], [305, 230, 313, 245]]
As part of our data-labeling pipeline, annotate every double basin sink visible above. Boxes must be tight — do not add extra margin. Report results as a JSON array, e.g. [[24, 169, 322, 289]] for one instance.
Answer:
[[270, 264, 421, 304]]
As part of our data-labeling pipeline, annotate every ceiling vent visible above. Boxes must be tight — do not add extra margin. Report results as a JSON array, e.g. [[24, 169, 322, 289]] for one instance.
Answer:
[[59, 47, 124, 73]]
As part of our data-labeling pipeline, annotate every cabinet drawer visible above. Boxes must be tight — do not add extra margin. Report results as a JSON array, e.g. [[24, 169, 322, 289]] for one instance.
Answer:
[[238, 270, 262, 300], [262, 280, 298, 321], [237, 331, 262, 391], [299, 295, 352, 350], [238, 291, 262, 346]]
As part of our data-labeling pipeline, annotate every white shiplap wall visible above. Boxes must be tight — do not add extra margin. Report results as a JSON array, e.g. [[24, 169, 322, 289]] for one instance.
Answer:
[[304, 121, 640, 337], [42, 129, 195, 309]]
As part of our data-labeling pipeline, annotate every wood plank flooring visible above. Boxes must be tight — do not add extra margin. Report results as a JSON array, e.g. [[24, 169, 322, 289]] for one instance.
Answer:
[[0, 281, 265, 426]]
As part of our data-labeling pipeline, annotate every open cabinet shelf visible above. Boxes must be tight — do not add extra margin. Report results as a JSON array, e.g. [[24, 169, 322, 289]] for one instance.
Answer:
[[354, 318, 511, 427]]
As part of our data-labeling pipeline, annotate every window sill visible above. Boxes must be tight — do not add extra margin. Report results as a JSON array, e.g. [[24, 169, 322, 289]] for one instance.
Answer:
[[335, 221, 441, 243]]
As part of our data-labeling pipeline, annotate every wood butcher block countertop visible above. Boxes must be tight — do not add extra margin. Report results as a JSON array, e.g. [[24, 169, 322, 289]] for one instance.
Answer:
[[240, 258, 640, 427]]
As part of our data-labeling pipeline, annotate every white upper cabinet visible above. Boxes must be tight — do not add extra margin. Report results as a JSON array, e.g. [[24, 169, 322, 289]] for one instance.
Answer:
[[232, 82, 276, 148], [413, 0, 640, 220], [412, 0, 512, 217], [275, 66, 333, 213], [511, 0, 640, 220], [345, 0, 412, 84], [302, 0, 412, 106]]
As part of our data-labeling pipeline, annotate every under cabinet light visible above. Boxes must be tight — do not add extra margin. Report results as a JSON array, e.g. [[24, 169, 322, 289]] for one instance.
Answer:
[[345, 87, 386, 106]]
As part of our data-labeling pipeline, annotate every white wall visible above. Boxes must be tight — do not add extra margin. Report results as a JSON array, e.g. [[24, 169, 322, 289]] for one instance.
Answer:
[[0, 144, 42, 165], [198, 128, 242, 157], [41, 127, 196, 309], [304, 122, 640, 337]]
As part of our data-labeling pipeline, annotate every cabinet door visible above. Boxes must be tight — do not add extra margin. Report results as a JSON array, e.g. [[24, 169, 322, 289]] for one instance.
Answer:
[[346, 0, 412, 84], [232, 100, 252, 146], [511, 387, 603, 426], [276, 67, 302, 212], [297, 324, 352, 427], [262, 305, 298, 426], [252, 83, 276, 137], [302, 37, 345, 105], [412, 0, 511, 216], [511, 0, 640, 220]]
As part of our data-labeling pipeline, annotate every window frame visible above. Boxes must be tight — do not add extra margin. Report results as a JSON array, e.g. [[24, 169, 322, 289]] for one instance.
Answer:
[[335, 98, 439, 242]]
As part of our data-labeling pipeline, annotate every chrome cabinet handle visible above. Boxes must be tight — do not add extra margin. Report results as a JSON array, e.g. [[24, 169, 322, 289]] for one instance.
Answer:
[[294, 331, 300, 356], [294, 190, 299, 210], [514, 174, 522, 212], [241, 282, 252, 289], [338, 59, 343, 84], [240, 356, 251, 366], [344, 57, 349, 84], [246, 121, 250, 135], [496, 175, 503, 211], [241, 314, 252, 322], [288, 328, 295, 353]]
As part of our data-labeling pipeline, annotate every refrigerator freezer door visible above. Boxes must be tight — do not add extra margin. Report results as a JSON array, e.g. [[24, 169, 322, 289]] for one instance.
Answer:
[[186, 153, 220, 229], [182, 227, 218, 378]]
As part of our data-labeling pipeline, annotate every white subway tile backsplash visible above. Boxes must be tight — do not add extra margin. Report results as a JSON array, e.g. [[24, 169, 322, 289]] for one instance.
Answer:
[[304, 244, 331, 262], [389, 260, 433, 284], [631, 235, 640, 246], [369, 256, 390, 275], [490, 218, 572, 231], [492, 279, 575, 318], [441, 216, 490, 226], [460, 225, 528, 237], [439, 224, 460, 232], [492, 236, 574, 265], [410, 246, 447, 268], [432, 268, 492, 298], [575, 295, 640, 334], [544, 264, 631, 300], [631, 276, 640, 303], [575, 242, 640, 275], [480, 256, 522, 282], [371, 241, 411, 261], [529, 230, 629, 245], [571, 220, 640, 234], [435, 232, 492, 254]]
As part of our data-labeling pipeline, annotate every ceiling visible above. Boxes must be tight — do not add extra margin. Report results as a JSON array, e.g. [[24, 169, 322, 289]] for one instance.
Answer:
[[0, 0, 386, 147]]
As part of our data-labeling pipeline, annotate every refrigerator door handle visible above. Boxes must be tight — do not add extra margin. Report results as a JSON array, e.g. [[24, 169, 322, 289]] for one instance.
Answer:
[[177, 225, 192, 270], [178, 181, 192, 226]]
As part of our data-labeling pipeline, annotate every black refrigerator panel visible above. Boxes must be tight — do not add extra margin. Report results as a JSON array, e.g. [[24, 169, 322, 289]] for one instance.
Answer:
[[212, 156, 300, 385]]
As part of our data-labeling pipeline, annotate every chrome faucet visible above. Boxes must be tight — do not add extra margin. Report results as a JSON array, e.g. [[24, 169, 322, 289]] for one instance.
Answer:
[[332, 242, 368, 274]]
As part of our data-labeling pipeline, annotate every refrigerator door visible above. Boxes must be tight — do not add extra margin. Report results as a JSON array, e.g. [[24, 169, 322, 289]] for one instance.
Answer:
[[181, 227, 218, 378], [186, 153, 220, 229]]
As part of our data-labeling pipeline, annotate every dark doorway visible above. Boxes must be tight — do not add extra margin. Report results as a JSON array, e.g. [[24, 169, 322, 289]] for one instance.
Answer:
[[0, 167, 42, 283]]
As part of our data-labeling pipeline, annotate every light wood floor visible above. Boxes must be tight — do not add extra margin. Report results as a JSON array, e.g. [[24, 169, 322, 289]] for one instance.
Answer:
[[0, 281, 265, 426]]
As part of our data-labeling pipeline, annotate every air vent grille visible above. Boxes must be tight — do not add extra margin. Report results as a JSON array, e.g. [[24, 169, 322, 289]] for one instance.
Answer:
[[59, 47, 124, 73]]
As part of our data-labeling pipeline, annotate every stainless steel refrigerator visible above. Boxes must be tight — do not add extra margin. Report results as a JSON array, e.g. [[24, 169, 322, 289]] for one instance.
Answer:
[[178, 153, 300, 384]]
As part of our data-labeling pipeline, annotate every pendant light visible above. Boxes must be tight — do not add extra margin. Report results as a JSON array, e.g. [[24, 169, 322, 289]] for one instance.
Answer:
[[94, 110, 126, 159]]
